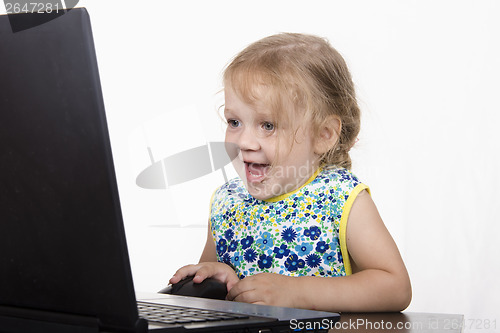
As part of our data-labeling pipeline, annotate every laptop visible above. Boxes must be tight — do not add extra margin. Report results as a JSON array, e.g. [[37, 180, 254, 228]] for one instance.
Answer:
[[0, 7, 340, 333]]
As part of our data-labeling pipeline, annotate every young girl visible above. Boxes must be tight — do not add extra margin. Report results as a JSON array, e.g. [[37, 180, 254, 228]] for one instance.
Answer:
[[170, 33, 411, 312]]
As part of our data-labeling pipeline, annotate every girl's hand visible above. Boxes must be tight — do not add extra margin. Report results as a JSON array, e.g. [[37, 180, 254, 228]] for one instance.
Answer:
[[169, 262, 240, 291], [226, 273, 299, 307]]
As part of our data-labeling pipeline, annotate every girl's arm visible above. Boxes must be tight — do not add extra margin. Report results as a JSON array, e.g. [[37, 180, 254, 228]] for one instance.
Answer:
[[299, 190, 411, 311], [199, 221, 217, 262], [227, 190, 412, 312]]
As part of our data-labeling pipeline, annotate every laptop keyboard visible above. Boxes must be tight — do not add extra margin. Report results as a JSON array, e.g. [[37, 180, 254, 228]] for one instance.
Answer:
[[137, 301, 250, 325]]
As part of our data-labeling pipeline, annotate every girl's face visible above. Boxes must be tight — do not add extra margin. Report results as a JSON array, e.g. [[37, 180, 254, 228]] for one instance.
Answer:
[[224, 85, 320, 200]]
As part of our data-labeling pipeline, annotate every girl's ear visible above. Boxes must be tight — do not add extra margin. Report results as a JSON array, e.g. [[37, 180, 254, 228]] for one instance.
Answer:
[[314, 115, 341, 155]]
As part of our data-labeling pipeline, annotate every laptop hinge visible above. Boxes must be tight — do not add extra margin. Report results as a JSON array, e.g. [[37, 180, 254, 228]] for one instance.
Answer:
[[0, 306, 100, 333]]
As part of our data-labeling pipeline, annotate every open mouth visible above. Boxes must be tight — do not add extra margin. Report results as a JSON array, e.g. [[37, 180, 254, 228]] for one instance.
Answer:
[[245, 162, 270, 182]]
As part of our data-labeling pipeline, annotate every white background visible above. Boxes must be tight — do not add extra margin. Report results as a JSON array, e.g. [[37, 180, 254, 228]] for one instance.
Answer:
[[4, 0, 498, 330]]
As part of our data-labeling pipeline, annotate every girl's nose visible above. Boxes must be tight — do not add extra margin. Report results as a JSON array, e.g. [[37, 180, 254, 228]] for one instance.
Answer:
[[238, 127, 260, 151]]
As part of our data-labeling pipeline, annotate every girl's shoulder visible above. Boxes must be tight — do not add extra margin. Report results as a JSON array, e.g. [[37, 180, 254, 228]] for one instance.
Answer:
[[217, 177, 246, 194], [212, 177, 250, 203], [315, 166, 362, 188]]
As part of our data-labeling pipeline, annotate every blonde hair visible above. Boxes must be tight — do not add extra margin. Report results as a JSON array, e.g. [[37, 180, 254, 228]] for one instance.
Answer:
[[223, 33, 360, 169]]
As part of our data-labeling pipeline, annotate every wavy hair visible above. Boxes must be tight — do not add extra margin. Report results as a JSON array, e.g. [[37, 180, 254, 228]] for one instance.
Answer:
[[223, 33, 360, 169]]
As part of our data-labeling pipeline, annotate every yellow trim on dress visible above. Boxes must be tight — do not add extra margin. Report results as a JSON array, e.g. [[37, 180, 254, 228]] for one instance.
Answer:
[[339, 183, 370, 276], [263, 168, 322, 203]]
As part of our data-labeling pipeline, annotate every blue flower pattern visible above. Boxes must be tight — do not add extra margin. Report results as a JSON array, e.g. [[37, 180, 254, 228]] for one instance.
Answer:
[[295, 242, 313, 257], [210, 168, 363, 278]]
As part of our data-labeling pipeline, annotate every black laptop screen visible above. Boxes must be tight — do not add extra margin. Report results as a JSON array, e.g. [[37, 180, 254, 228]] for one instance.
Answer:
[[0, 8, 140, 332]]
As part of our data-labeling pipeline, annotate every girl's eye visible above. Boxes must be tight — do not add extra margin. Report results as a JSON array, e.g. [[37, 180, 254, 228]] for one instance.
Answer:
[[262, 122, 274, 131], [227, 119, 240, 128]]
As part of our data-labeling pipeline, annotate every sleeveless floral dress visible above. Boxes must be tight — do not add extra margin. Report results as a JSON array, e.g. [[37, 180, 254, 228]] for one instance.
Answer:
[[209, 167, 369, 279]]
